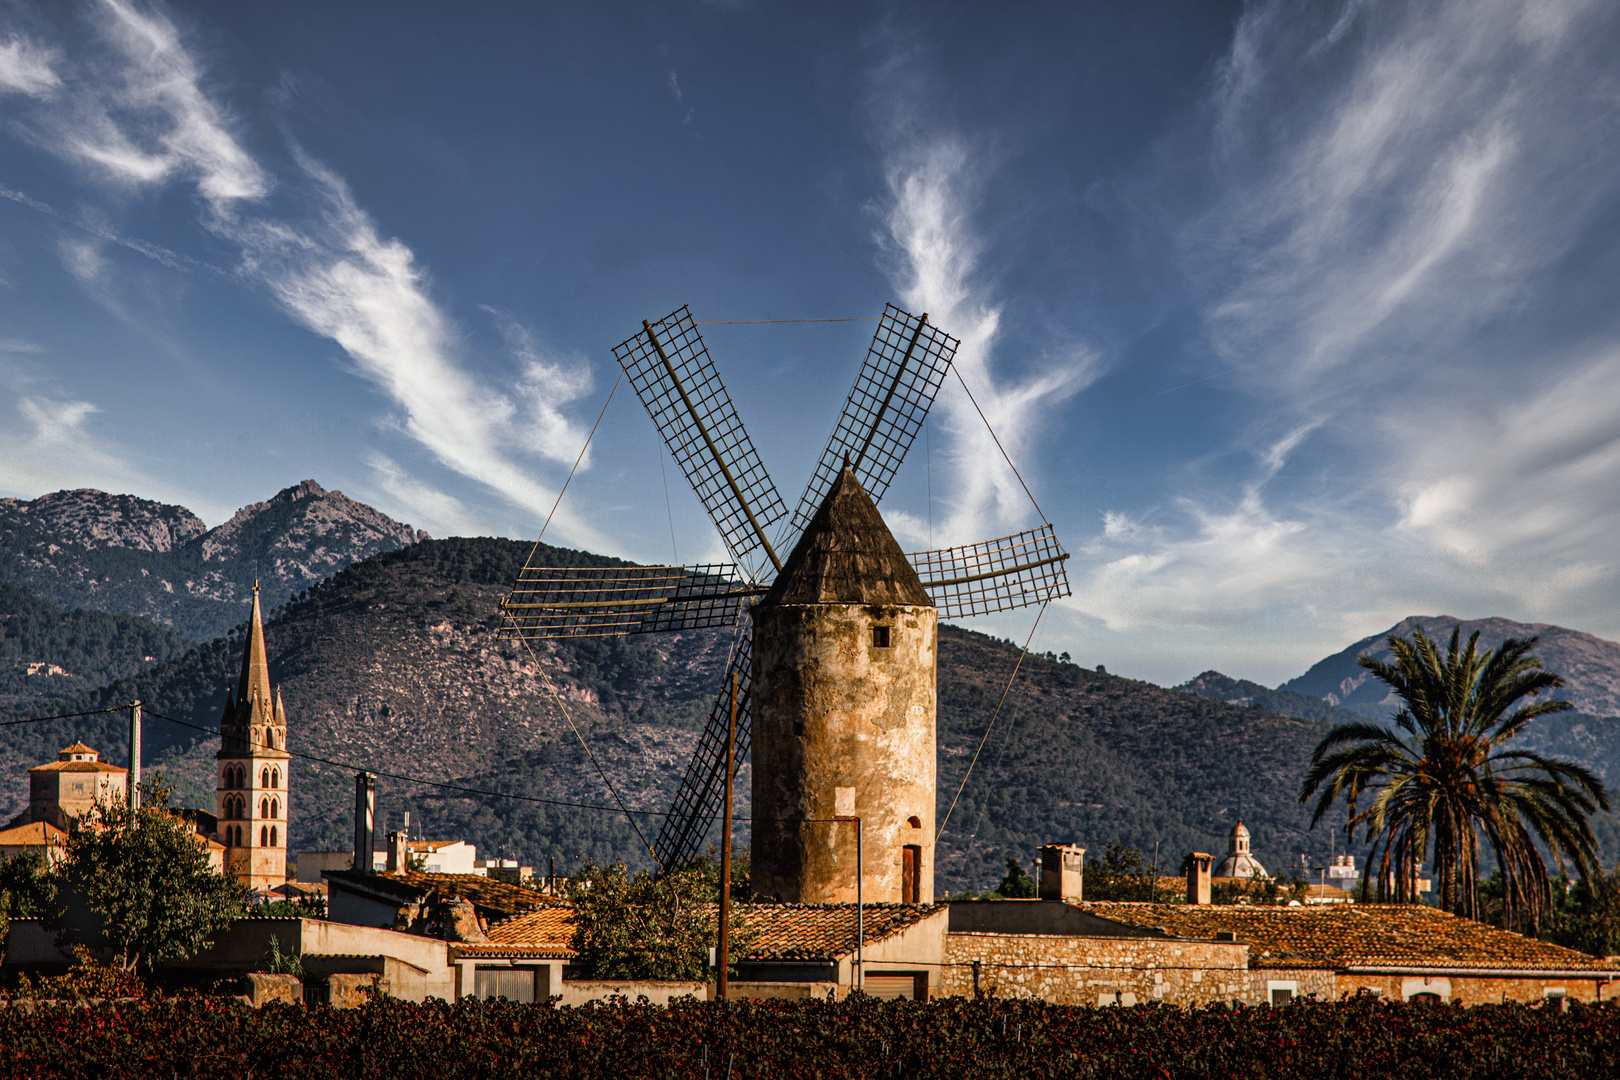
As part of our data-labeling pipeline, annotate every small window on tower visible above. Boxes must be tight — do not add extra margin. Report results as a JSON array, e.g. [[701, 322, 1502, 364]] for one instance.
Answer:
[[872, 625, 891, 649]]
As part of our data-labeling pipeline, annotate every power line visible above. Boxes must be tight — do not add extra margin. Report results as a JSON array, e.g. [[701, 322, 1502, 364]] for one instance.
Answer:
[[138, 707, 670, 818], [0, 705, 130, 728]]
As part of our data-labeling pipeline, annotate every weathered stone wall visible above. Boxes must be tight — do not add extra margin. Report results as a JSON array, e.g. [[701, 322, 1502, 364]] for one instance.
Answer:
[[1248, 968, 1338, 1003], [752, 603, 936, 904], [1335, 972, 1610, 1004], [942, 933, 1250, 1006]]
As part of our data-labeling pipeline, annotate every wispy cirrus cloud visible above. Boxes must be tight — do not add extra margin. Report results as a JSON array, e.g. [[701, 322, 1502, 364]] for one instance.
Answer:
[[4, 0, 607, 549], [0, 34, 60, 97], [874, 133, 1097, 546], [1071, 0, 1620, 676]]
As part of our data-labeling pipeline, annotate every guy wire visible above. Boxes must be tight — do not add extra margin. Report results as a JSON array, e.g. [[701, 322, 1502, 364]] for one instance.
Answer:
[[520, 368, 622, 570], [953, 367, 1049, 523], [507, 363, 662, 868], [935, 600, 1049, 842], [694, 317, 879, 325]]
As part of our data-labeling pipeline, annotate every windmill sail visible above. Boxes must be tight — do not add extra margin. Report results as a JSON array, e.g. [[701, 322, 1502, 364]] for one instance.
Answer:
[[652, 621, 754, 868], [499, 563, 763, 639], [782, 305, 959, 547], [909, 524, 1072, 618], [616, 308, 788, 582]]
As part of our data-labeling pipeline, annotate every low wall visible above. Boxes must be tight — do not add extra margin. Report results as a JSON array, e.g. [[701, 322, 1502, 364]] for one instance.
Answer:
[[727, 981, 838, 1001], [556, 980, 708, 1006], [943, 933, 1250, 1006], [1337, 971, 1610, 1005]]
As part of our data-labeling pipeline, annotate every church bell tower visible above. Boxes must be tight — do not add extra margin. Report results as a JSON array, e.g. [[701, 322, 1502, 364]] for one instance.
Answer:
[[216, 584, 290, 890], [750, 467, 937, 905]]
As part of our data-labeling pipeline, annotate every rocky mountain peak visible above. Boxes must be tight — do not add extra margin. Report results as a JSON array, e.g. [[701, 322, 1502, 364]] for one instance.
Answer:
[[0, 480, 426, 640], [0, 489, 207, 553], [1280, 615, 1620, 719]]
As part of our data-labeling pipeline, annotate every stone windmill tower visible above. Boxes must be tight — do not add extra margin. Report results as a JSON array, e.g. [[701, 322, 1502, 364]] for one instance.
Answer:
[[501, 305, 1070, 904]]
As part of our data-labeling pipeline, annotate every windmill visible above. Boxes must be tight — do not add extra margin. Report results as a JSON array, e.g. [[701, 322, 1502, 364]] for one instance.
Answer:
[[498, 304, 1071, 895]]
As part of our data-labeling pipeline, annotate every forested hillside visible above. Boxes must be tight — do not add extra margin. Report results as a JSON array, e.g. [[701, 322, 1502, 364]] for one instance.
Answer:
[[0, 582, 187, 706], [5, 536, 1619, 891]]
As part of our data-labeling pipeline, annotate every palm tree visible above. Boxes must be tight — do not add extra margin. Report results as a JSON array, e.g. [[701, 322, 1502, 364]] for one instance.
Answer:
[[1300, 627, 1608, 931]]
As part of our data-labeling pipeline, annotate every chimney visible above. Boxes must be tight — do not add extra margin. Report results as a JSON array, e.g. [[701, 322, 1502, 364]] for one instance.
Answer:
[[387, 830, 408, 874], [353, 772, 375, 875], [1184, 852, 1213, 904], [1039, 843, 1086, 902]]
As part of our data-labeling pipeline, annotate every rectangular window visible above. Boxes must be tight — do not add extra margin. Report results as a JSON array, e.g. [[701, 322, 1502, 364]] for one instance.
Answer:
[[1267, 980, 1298, 1005], [871, 625, 891, 649], [902, 845, 921, 904], [474, 967, 535, 1002]]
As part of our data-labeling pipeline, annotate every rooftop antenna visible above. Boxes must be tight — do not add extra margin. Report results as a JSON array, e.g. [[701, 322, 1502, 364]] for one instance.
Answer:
[[499, 304, 1073, 869]]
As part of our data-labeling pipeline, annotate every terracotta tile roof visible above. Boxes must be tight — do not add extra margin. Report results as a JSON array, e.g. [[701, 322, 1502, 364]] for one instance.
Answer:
[[742, 903, 941, 961], [30, 759, 126, 774], [1085, 902, 1619, 973], [453, 902, 942, 963], [60, 742, 97, 755], [401, 871, 557, 919], [457, 907, 578, 959], [325, 869, 559, 922], [0, 821, 66, 845]]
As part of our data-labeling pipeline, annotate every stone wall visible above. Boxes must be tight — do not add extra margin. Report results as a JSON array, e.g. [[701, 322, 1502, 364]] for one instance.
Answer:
[[1248, 968, 1338, 1003], [943, 933, 1250, 1006], [1336, 972, 1611, 1005]]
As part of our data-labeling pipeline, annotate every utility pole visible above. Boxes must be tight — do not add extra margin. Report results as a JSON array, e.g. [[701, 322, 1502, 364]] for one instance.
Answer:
[[128, 700, 142, 810], [836, 815, 863, 994], [717, 671, 738, 1001]]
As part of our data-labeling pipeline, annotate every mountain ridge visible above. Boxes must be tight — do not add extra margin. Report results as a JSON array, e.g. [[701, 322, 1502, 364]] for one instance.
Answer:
[[0, 480, 427, 640], [1279, 615, 1620, 719]]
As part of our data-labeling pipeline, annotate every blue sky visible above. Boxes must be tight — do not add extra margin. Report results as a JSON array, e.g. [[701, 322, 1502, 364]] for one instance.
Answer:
[[2, 0, 1618, 687]]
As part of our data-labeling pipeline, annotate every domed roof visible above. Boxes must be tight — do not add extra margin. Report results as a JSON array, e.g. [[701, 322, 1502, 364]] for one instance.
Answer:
[[1214, 819, 1268, 880]]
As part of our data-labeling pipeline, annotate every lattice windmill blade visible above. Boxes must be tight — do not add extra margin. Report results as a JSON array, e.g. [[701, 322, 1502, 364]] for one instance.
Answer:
[[652, 619, 754, 868], [615, 307, 789, 582], [779, 305, 959, 549], [499, 562, 765, 640], [908, 524, 1073, 619]]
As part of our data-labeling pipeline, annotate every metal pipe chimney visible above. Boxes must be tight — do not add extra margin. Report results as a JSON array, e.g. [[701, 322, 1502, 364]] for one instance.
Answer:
[[353, 772, 376, 875]]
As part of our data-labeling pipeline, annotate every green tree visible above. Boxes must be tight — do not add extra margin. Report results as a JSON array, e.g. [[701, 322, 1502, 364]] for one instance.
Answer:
[[565, 860, 755, 981], [1300, 627, 1607, 931], [994, 857, 1038, 899], [1084, 843, 1177, 902], [52, 783, 245, 973]]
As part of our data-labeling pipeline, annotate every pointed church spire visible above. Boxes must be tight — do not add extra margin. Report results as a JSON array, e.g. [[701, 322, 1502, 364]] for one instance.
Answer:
[[236, 583, 274, 724]]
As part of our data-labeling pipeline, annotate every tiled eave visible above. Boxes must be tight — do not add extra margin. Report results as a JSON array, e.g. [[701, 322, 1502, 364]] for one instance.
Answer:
[[1340, 964, 1620, 978]]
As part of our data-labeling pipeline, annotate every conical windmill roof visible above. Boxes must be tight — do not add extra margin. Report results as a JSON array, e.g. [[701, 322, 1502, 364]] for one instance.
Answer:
[[762, 467, 932, 607]]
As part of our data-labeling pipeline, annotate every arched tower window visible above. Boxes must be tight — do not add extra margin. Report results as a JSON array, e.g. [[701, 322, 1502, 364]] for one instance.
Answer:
[[260, 825, 268, 846], [261, 767, 270, 788], [270, 798, 279, 819], [260, 797, 269, 819], [270, 826, 278, 847], [273, 768, 280, 788], [907, 816, 921, 829]]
